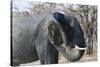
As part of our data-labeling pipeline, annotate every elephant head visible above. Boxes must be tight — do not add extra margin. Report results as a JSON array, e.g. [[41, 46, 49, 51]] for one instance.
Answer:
[[48, 12, 87, 61]]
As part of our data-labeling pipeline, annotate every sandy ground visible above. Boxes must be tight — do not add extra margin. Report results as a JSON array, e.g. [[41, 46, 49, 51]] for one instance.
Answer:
[[20, 54, 97, 66], [20, 60, 40, 66]]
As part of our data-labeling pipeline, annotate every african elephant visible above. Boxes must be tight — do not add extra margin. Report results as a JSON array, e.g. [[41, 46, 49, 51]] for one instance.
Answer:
[[11, 12, 87, 66]]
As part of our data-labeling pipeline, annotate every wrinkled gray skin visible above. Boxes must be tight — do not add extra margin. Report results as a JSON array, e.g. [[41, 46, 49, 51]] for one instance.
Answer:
[[11, 12, 86, 66]]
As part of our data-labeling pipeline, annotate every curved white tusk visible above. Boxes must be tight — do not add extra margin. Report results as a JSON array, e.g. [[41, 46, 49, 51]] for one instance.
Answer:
[[75, 45, 87, 50]]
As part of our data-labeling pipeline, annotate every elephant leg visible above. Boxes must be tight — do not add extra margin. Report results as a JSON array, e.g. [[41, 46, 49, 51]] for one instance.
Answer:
[[35, 44, 45, 64], [35, 41, 58, 64], [11, 58, 20, 66], [45, 42, 58, 64]]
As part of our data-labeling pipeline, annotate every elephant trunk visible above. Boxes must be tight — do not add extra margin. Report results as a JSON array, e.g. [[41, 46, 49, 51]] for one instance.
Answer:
[[53, 20, 67, 45]]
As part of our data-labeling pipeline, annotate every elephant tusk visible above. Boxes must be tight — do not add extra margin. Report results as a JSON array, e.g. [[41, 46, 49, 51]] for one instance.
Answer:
[[75, 45, 87, 50]]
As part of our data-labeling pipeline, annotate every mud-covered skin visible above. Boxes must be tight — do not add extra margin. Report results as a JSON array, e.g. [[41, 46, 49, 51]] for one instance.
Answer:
[[11, 12, 86, 66]]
